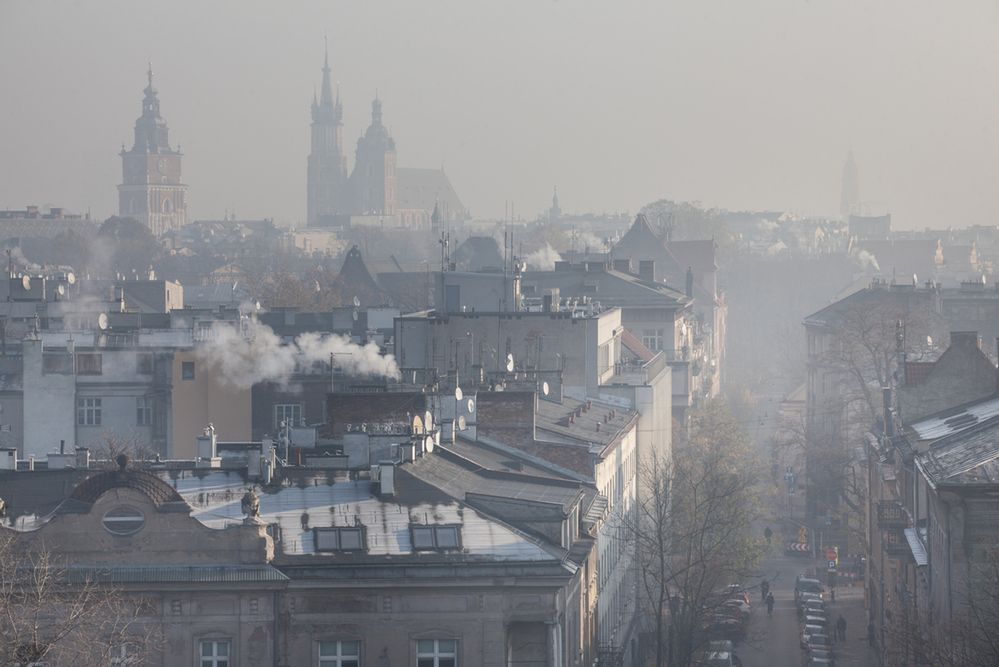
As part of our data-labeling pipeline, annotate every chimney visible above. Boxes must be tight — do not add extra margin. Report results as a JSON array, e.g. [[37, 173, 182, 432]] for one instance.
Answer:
[[638, 260, 656, 282], [685, 267, 694, 299], [883, 386, 894, 439], [378, 461, 395, 496], [196, 424, 220, 468]]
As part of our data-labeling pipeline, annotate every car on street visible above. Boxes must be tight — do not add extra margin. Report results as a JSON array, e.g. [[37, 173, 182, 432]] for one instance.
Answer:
[[799, 599, 826, 619], [804, 659, 834, 666], [808, 648, 835, 664], [805, 634, 835, 657], [720, 599, 752, 621], [803, 614, 828, 627], [708, 616, 746, 641], [795, 575, 824, 601], [799, 624, 826, 649]]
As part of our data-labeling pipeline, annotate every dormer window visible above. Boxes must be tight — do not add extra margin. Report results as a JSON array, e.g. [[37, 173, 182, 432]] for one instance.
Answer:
[[313, 527, 366, 552], [411, 525, 462, 551]]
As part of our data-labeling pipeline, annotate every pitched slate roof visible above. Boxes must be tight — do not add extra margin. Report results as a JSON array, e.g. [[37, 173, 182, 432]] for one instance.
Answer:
[[396, 168, 466, 217]]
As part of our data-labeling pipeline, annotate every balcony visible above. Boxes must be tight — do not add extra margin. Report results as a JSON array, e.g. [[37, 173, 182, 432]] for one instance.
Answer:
[[882, 528, 909, 558], [877, 501, 907, 529]]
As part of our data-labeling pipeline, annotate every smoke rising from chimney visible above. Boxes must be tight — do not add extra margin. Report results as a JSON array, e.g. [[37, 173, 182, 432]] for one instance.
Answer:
[[197, 319, 400, 388]]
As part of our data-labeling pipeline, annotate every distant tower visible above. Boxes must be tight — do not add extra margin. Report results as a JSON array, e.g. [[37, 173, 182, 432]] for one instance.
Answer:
[[118, 65, 187, 235], [840, 150, 859, 220], [549, 186, 562, 223], [349, 95, 397, 215], [307, 40, 349, 226]]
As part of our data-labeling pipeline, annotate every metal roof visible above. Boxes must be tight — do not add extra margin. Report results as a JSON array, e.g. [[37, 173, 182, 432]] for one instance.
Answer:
[[170, 469, 561, 562], [909, 394, 999, 441]]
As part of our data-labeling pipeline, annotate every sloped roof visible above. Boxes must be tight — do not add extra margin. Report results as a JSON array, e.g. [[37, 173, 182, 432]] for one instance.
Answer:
[[914, 412, 999, 486], [620, 328, 656, 363], [668, 240, 717, 272], [397, 168, 466, 216]]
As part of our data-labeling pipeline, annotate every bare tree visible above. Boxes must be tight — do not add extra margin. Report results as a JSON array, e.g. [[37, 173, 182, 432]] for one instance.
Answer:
[[0, 531, 160, 666], [632, 399, 764, 667]]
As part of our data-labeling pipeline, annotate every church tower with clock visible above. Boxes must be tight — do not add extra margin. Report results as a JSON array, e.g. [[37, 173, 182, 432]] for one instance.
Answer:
[[118, 66, 187, 235]]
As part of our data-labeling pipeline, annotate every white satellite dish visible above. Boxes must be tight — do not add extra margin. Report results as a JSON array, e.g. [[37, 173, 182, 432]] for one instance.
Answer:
[[455, 386, 463, 401], [56, 284, 66, 296], [458, 415, 467, 431], [467, 398, 475, 413], [352, 309, 359, 321], [97, 313, 109, 331], [353, 296, 361, 308], [542, 381, 550, 396], [66, 272, 76, 285], [412, 414, 424, 434], [506, 353, 514, 372], [20, 275, 30, 291], [424, 435, 435, 453], [424, 411, 433, 431]]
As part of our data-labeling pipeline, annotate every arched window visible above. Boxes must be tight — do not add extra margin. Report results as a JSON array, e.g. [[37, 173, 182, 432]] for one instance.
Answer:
[[162, 198, 173, 214]]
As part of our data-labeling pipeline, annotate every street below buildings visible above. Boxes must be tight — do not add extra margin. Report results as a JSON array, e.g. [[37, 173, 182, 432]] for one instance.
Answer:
[[734, 530, 877, 667]]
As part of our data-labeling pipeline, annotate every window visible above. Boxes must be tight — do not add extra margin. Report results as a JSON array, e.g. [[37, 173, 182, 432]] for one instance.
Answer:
[[137, 396, 153, 426], [102, 506, 144, 536], [182, 361, 195, 380], [76, 352, 103, 375], [417, 639, 457, 667], [313, 527, 366, 552], [275, 403, 303, 429], [319, 640, 360, 667], [410, 525, 461, 551], [642, 328, 664, 352], [137, 353, 154, 375], [200, 639, 230, 667], [77, 397, 102, 426], [42, 352, 73, 374]]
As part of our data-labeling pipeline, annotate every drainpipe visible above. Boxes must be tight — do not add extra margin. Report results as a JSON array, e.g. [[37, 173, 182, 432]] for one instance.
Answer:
[[273, 590, 279, 667]]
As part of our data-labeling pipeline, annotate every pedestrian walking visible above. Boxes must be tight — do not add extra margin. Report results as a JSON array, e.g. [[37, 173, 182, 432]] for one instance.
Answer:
[[766, 592, 774, 617], [837, 614, 847, 641], [764, 526, 773, 545], [830, 587, 836, 602]]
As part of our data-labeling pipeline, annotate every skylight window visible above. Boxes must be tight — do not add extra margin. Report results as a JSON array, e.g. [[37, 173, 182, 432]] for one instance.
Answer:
[[410, 525, 462, 551], [313, 527, 366, 552]]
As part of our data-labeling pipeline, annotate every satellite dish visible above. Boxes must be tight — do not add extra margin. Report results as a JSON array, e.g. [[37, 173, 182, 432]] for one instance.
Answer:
[[412, 414, 424, 434], [97, 313, 109, 331], [352, 309, 359, 321], [458, 415, 467, 431], [56, 284, 66, 296], [506, 353, 514, 372], [542, 381, 550, 396], [66, 272, 76, 285], [455, 386, 463, 402], [424, 435, 435, 453], [467, 398, 475, 413], [20, 275, 30, 291], [353, 296, 361, 308], [424, 411, 433, 432]]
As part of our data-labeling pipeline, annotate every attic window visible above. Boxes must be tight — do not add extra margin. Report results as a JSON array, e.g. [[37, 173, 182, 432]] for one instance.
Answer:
[[102, 506, 145, 536], [313, 527, 366, 552], [411, 525, 462, 551]]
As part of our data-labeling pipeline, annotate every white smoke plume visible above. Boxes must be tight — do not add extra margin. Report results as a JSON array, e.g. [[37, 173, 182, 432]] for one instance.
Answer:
[[525, 243, 562, 270], [576, 231, 608, 253], [855, 250, 881, 272], [198, 319, 400, 388]]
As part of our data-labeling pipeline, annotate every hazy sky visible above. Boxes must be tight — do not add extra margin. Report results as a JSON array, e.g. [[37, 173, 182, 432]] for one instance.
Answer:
[[2, 1, 998, 228]]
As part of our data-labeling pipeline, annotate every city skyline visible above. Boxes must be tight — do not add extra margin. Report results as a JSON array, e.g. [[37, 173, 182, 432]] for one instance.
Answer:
[[2, 1, 998, 227]]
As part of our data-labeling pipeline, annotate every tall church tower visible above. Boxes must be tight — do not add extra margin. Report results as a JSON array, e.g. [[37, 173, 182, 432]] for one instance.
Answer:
[[307, 41, 348, 226], [840, 150, 859, 220], [118, 65, 187, 235], [349, 96, 397, 215]]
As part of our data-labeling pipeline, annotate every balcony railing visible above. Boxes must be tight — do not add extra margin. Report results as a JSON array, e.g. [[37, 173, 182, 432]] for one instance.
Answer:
[[883, 528, 909, 558], [877, 500, 907, 529]]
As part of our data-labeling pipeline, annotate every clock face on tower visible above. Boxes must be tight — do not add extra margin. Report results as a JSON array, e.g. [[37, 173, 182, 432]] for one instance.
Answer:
[[157, 158, 169, 175]]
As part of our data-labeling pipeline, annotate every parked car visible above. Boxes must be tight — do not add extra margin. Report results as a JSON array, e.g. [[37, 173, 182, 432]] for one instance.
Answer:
[[708, 616, 747, 640], [720, 599, 752, 621], [715, 584, 751, 606], [803, 614, 828, 628], [805, 634, 835, 657], [808, 648, 835, 664], [795, 575, 824, 601], [799, 599, 826, 620], [805, 659, 834, 666], [800, 624, 826, 649]]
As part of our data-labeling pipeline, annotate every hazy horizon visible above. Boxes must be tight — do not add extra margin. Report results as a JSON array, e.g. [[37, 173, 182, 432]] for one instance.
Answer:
[[2, 0, 998, 228]]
